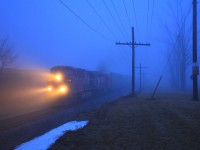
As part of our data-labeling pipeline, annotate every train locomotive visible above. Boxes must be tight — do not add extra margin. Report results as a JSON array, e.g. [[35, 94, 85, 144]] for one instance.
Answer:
[[47, 66, 111, 97]]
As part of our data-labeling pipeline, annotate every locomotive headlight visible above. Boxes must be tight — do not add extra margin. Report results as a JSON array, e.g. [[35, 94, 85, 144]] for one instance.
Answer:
[[55, 74, 62, 82], [59, 85, 68, 93], [47, 86, 53, 92]]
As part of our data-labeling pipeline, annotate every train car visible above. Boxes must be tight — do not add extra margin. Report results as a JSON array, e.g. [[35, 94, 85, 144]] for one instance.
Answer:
[[47, 66, 111, 97]]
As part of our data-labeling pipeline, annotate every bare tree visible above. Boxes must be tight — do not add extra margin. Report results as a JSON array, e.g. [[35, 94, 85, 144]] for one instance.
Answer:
[[0, 38, 16, 71], [163, 0, 191, 91]]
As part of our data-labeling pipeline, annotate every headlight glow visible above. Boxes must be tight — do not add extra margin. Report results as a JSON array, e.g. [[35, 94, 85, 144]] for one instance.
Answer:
[[47, 86, 53, 91], [59, 85, 69, 94], [60, 86, 66, 92], [55, 74, 62, 81]]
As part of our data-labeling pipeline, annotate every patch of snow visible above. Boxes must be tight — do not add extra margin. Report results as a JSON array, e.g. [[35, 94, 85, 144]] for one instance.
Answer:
[[15, 120, 88, 150]]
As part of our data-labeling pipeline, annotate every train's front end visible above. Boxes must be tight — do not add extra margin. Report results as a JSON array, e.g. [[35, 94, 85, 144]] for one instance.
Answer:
[[47, 72, 70, 95]]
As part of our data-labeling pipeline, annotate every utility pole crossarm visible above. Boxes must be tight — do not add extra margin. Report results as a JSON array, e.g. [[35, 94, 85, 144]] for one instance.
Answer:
[[135, 43, 151, 46], [116, 42, 132, 45], [135, 66, 149, 68], [116, 42, 150, 46]]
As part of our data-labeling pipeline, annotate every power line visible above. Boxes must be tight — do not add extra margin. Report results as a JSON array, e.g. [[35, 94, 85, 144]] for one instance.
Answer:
[[102, 0, 131, 63], [146, 0, 150, 42], [86, 0, 118, 40], [101, 0, 131, 64], [122, 0, 132, 27], [131, 0, 139, 41], [59, 0, 130, 64], [58, 0, 113, 42], [149, 0, 155, 42], [110, 0, 129, 38], [131, 0, 138, 29], [102, 0, 126, 39]]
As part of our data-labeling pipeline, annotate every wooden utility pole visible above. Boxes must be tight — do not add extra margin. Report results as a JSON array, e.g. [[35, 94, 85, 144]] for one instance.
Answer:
[[192, 0, 198, 100], [138, 64, 148, 93], [140, 64, 142, 93], [116, 27, 150, 96]]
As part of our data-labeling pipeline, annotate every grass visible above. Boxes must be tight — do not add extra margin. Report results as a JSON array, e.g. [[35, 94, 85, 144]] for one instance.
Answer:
[[49, 94, 200, 150]]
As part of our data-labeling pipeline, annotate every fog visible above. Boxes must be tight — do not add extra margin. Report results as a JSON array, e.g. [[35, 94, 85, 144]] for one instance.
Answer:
[[0, 0, 199, 94]]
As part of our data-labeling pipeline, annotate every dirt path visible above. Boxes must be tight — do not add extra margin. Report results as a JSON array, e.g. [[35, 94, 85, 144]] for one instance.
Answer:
[[50, 95, 200, 150]]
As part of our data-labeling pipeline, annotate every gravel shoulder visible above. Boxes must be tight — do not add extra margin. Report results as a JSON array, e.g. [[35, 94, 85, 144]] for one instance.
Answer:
[[49, 94, 200, 150]]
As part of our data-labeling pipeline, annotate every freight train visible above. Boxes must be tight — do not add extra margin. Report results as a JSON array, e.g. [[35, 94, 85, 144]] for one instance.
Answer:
[[47, 66, 114, 97]]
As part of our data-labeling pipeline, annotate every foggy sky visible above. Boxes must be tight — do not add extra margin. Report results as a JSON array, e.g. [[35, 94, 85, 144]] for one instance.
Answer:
[[0, 0, 199, 89]]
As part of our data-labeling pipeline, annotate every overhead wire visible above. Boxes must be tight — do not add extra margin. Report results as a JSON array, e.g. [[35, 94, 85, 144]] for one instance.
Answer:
[[86, 0, 118, 40], [102, 0, 126, 39], [103, 0, 131, 63], [131, 0, 139, 41], [87, 0, 130, 65], [146, 0, 150, 42], [115, 0, 132, 63], [110, 0, 129, 38], [89, 0, 130, 63], [59, 0, 133, 64], [122, 0, 132, 27], [58, 0, 113, 42], [115, 0, 135, 61], [149, 0, 155, 42], [131, 0, 138, 28]]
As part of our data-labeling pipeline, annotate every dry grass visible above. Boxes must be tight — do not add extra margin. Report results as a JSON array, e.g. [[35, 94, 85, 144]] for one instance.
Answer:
[[49, 94, 200, 150]]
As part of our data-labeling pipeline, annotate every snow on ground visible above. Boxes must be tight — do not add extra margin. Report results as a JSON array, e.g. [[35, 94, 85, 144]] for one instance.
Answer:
[[15, 120, 88, 150]]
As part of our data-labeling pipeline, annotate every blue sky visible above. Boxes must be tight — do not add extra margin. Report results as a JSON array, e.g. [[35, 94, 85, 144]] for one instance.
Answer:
[[0, 0, 199, 85]]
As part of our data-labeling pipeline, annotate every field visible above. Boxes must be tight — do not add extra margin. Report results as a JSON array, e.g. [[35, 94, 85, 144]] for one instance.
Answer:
[[50, 93, 200, 150]]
